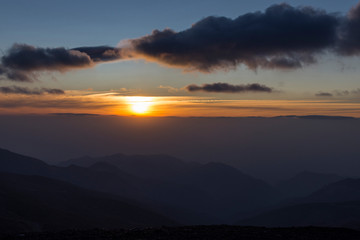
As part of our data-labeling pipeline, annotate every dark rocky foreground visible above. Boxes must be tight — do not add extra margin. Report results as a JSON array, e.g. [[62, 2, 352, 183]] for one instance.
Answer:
[[2, 226, 360, 240]]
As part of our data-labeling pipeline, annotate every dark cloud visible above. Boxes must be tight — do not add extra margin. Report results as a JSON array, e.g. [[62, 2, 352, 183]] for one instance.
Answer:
[[0, 65, 6, 75], [316, 89, 360, 97], [4, 70, 33, 82], [128, 4, 338, 72], [72, 46, 122, 62], [0, 86, 65, 95], [43, 88, 66, 95], [315, 92, 333, 97], [0, 44, 95, 81], [0, 45, 125, 82], [185, 83, 273, 93], [335, 90, 351, 96], [2, 44, 93, 71], [0, 64, 32, 82], [337, 3, 360, 55]]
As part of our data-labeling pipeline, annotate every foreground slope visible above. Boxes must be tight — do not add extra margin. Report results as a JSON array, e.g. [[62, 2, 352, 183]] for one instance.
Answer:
[[3, 226, 360, 240]]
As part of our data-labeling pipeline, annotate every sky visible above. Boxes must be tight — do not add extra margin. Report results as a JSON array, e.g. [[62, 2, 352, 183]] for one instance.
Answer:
[[1, 1, 360, 180], [1, 0, 360, 117]]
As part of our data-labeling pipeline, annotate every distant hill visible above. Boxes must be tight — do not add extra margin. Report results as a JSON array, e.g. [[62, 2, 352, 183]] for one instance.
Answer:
[[59, 153, 199, 179], [303, 178, 360, 203], [169, 162, 279, 221], [0, 148, 49, 175], [0, 148, 146, 199], [0, 172, 176, 234], [277, 171, 344, 198]]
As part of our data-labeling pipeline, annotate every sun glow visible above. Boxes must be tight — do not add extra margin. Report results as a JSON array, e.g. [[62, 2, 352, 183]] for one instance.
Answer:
[[126, 96, 153, 115]]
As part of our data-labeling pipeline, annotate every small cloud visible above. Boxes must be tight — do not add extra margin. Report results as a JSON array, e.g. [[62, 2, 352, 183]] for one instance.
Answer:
[[185, 83, 273, 93], [315, 92, 333, 97], [324, 89, 360, 97]]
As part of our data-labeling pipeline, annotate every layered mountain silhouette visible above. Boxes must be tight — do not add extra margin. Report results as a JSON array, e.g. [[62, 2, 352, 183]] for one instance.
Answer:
[[304, 178, 360, 203], [0, 148, 277, 224], [59, 153, 199, 179], [2, 147, 360, 231], [239, 178, 360, 228], [277, 171, 344, 198], [0, 172, 175, 234]]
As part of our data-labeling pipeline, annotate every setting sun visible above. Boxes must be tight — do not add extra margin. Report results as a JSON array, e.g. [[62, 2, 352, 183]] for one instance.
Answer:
[[126, 96, 153, 114]]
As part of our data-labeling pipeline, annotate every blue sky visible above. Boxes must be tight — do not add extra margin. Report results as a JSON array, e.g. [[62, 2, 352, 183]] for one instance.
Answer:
[[1, 0, 357, 49]]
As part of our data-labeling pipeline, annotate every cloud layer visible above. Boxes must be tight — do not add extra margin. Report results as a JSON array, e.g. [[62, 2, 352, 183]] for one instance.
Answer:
[[0, 86, 65, 95], [185, 83, 273, 93], [1, 2, 360, 81]]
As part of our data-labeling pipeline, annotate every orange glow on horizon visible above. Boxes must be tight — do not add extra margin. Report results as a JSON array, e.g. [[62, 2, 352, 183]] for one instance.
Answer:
[[126, 96, 154, 115], [1, 92, 360, 118]]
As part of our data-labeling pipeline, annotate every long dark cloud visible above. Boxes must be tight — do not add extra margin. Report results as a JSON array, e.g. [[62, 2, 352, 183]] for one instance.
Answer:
[[2, 2, 360, 81], [0, 45, 123, 82], [128, 4, 338, 72], [72, 46, 122, 62], [0, 44, 95, 82], [2, 44, 93, 71], [185, 83, 273, 93], [0, 86, 65, 95], [337, 2, 360, 55]]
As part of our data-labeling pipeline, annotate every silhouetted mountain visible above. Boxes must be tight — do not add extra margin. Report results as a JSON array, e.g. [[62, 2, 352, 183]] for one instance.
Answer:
[[88, 161, 121, 172], [58, 152, 279, 222], [0, 172, 176, 234], [0, 148, 49, 175], [239, 201, 360, 229], [303, 178, 360, 203], [0, 148, 211, 223], [59, 153, 199, 179], [0, 148, 278, 224], [0, 148, 145, 199], [238, 177, 360, 228], [277, 171, 344, 198], [167, 162, 279, 221]]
